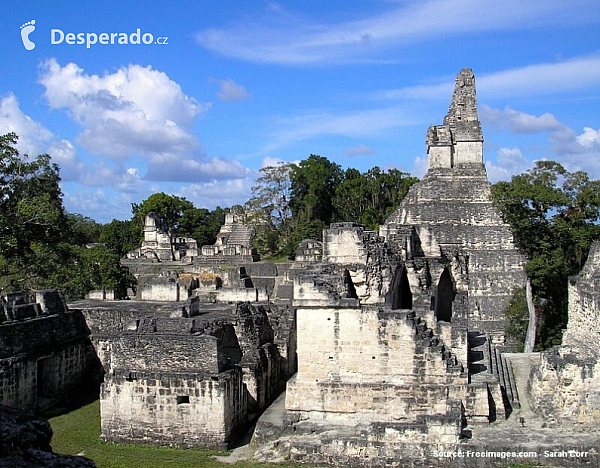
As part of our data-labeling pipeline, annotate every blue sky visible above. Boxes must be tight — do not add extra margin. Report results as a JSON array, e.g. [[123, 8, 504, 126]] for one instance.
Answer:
[[1, 1, 599, 223]]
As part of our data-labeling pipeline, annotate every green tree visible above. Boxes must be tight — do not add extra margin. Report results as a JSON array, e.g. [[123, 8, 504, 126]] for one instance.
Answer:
[[245, 164, 294, 257], [66, 213, 102, 246], [492, 161, 600, 348], [99, 219, 140, 257], [333, 167, 418, 229], [290, 155, 343, 226], [289, 155, 343, 248], [0, 133, 67, 292], [130, 193, 226, 248], [503, 287, 529, 352]]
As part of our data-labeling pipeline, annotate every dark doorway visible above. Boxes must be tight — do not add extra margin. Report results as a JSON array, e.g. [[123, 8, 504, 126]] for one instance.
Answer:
[[37, 356, 57, 398], [435, 269, 454, 322], [343, 270, 358, 299], [392, 268, 412, 310]]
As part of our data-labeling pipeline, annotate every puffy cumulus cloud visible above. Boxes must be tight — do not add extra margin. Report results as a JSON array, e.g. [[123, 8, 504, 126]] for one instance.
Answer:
[[577, 127, 600, 147], [212, 78, 251, 101], [344, 144, 376, 157], [480, 105, 563, 134], [62, 188, 145, 223], [485, 147, 532, 183], [46, 140, 85, 181], [550, 126, 600, 177], [0, 94, 95, 184], [38, 59, 209, 159], [144, 154, 251, 182], [176, 177, 257, 209], [76, 162, 147, 194], [0, 94, 53, 156]]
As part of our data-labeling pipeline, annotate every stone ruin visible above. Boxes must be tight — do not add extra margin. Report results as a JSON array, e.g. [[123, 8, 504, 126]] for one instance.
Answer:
[[252, 69, 533, 466], [125, 211, 258, 265], [121, 211, 266, 302], [200, 212, 259, 262], [1, 68, 599, 468], [528, 241, 600, 427], [0, 290, 93, 411], [76, 297, 296, 449], [126, 212, 199, 262]]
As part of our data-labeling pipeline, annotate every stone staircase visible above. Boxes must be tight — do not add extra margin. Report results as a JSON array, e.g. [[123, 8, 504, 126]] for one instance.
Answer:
[[468, 332, 520, 408], [226, 224, 254, 247], [406, 311, 464, 375]]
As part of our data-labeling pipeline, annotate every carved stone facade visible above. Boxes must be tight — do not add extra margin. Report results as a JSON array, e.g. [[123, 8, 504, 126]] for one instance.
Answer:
[[126, 212, 199, 262], [199, 213, 259, 262]]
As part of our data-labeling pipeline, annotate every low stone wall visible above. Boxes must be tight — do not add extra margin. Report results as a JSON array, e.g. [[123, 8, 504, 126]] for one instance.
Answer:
[[100, 368, 246, 449]]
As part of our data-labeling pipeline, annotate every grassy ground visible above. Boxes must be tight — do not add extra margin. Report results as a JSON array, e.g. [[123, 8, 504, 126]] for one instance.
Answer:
[[48, 399, 300, 468]]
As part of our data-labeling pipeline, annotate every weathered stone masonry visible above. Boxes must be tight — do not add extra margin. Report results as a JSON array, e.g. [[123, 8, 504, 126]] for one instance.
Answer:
[[253, 69, 528, 467], [0, 291, 92, 411], [528, 241, 600, 427], [72, 298, 295, 449]]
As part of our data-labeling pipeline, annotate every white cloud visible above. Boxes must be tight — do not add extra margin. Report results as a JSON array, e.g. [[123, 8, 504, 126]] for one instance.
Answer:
[[177, 177, 257, 209], [411, 155, 428, 178], [345, 144, 376, 157], [550, 126, 600, 176], [485, 147, 532, 182], [0, 94, 53, 156], [577, 127, 600, 147], [195, 0, 599, 65], [144, 154, 250, 182], [213, 78, 251, 101], [480, 105, 563, 134], [46, 140, 86, 181], [39, 59, 209, 159], [37, 59, 253, 186], [376, 54, 600, 101]]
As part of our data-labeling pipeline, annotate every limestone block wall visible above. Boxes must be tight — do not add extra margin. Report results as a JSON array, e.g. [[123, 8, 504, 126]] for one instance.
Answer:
[[101, 369, 246, 449], [140, 278, 190, 301], [528, 242, 600, 426], [286, 307, 466, 424], [528, 348, 600, 426], [0, 311, 91, 409], [563, 242, 600, 348]]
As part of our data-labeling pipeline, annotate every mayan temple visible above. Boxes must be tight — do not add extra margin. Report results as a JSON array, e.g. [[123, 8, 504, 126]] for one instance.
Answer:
[[381, 68, 527, 347], [252, 68, 529, 466]]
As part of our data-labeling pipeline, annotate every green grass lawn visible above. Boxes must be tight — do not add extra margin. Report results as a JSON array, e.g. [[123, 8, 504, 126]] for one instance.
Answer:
[[49, 399, 301, 468]]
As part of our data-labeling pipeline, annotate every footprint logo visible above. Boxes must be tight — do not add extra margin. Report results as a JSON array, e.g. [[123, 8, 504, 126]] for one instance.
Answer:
[[20, 20, 36, 50]]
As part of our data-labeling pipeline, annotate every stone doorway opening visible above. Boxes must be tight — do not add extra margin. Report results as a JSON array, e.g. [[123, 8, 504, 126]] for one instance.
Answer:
[[435, 268, 454, 322]]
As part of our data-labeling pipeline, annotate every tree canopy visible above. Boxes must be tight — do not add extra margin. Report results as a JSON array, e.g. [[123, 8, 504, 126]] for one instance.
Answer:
[[492, 161, 600, 349], [247, 155, 417, 258], [0, 133, 131, 299]]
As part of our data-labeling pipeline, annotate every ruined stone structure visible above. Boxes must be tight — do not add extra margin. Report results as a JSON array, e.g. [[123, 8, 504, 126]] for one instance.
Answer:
[[200, 212, 259, 262], [528, 241, 600, 427], [122, 212, 266, 302], [70, 297, 296, 449], [126, 212, 199, 262], [0, 290, 92, 412], [253, 69, 529, 467]]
